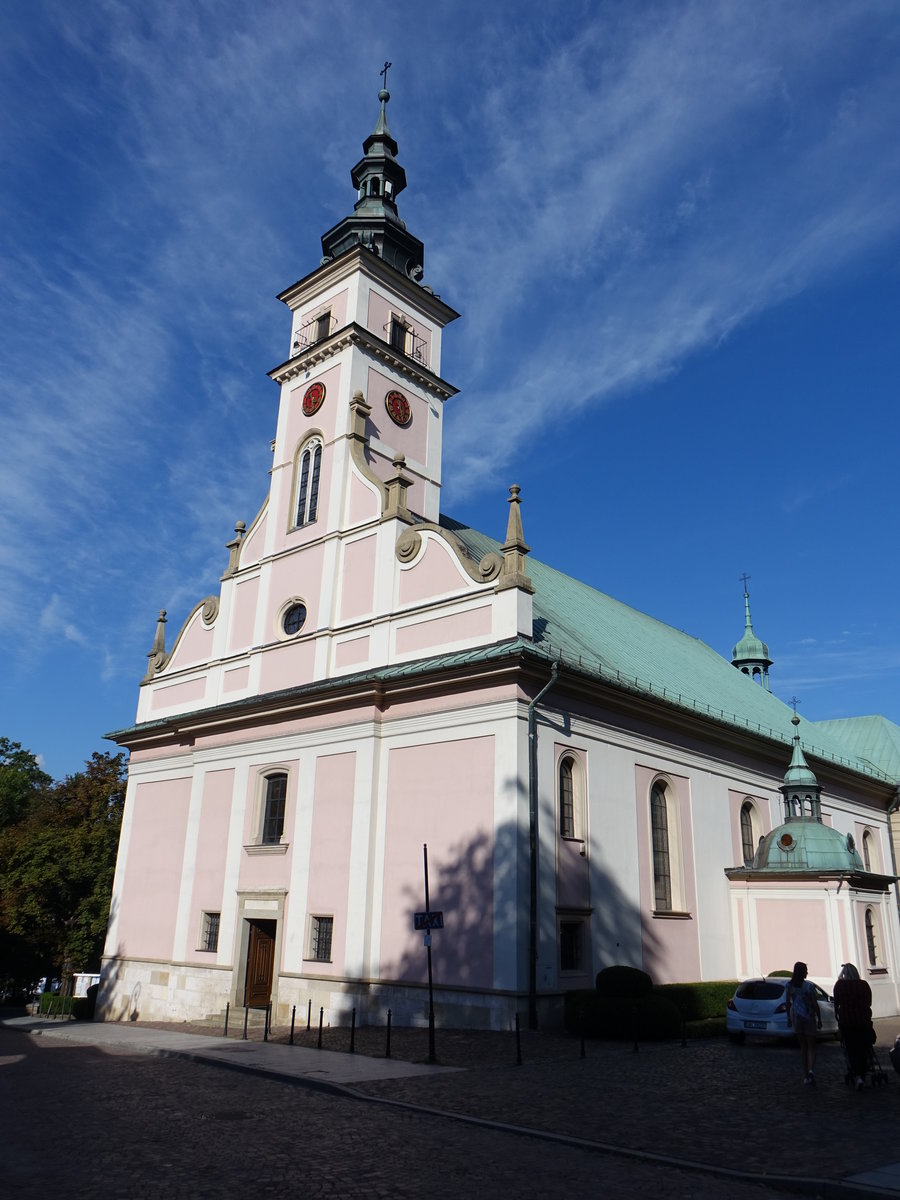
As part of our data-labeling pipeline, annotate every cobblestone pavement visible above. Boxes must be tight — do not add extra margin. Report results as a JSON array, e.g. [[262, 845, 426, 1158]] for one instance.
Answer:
[[0, 1023, 804, 1200], [3, 1016, 899, 1198]]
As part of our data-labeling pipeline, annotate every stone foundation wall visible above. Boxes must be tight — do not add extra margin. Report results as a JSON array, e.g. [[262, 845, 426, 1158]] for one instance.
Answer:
[[96, 956, 560, 1031]]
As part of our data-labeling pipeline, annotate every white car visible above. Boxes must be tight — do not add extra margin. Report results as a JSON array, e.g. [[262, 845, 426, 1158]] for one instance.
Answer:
[[726, 976, 838, 1042]]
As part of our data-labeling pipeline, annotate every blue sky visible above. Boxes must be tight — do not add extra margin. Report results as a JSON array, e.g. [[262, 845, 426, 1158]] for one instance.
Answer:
[[2, 1, 900, 781]]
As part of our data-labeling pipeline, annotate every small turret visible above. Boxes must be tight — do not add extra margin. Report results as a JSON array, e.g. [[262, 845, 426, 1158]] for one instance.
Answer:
[[320, 72, 425, 281], [731, 576, 772, 689]]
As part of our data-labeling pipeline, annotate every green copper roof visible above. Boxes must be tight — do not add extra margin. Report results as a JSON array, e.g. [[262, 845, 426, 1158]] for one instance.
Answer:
[[753, 818, 865, 873], [813, 715, 900, 781], [442, 516, 893, 785]]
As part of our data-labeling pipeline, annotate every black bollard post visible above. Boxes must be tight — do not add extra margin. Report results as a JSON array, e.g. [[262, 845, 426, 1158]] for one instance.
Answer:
[[263, 1003, 270, 1041], [317, 1006, 324, 1049], [307, 998, 312, 1031], [243, 1005, 249, 1041], [515, 1012, 522, 1066], [681, 1017, 687, 1048], [350, 1007, 356, 1054], [290, 1004, 296, 1045], [224, 1001, 230, 1038], [632, 1004, 639, 1054], [581, 1034, 586, 1059], [386, 1008, 392, 1058]]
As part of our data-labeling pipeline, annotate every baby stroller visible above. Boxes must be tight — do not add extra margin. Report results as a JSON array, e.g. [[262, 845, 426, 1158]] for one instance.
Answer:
[[841, 1024, 889, 1088]]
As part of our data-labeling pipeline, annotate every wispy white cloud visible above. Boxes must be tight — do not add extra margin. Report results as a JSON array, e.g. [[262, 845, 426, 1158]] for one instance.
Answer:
[[2, 0, 899, 772]]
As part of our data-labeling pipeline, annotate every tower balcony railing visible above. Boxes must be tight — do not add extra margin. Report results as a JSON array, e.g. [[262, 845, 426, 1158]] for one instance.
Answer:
[[384, 319, 427, 367], [291, 311, 338, 357]]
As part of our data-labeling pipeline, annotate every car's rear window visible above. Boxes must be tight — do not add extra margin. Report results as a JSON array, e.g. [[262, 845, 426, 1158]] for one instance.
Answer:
[[736, 981, 784, 1000]]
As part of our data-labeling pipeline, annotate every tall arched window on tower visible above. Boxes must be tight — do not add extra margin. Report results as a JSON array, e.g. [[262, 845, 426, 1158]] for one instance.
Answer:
[[650, 782, 672, 912], [295, 437, 323, 528]]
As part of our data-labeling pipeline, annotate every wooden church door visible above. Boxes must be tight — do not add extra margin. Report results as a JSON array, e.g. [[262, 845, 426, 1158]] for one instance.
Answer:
[[244, 919, 276, 1006]]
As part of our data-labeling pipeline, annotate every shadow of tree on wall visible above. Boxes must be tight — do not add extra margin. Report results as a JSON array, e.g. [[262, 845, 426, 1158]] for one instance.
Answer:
[[383, 810, 663, 1010]]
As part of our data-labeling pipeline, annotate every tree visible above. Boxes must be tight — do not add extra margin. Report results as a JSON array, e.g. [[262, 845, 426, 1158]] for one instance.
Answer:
[[0, 738, 51, 828], [0, 750, 126, 989]]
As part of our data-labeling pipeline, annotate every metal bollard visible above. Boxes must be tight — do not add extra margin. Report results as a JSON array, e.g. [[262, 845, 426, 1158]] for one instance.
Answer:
[[307, 998, 312, 1031], [386, 1008, 392, 1058], [515, 1012, 522, 1066], [263, 1002, 270, 1041], [290, 1004, 296, 1045], [317, 1006, 324, 1049], [224, 1001, 230, 1038], [243, 1005, 249, 1041], [350, 1007, 356, 1054]]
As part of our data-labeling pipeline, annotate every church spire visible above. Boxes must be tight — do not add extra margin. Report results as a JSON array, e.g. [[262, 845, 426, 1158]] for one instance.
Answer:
[[320, 73, 425, 281], [731, 574, 773, 689]]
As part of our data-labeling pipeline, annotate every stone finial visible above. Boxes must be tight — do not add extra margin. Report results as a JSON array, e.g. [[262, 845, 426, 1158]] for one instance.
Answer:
[[349, 389, 373, 443], [383, 452, 414, 525], [143, 610, 169, 680], [496, 484, 535, 594], [223, 521, 247, 578]]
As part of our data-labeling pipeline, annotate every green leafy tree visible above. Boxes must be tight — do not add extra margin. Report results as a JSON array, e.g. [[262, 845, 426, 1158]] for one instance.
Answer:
[[0, 738, 51, 828], [0, 750, 126, 989]]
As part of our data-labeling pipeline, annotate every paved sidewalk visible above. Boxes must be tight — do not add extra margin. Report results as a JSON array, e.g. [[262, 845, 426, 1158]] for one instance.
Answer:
[[5, 1013, 900, 1198]]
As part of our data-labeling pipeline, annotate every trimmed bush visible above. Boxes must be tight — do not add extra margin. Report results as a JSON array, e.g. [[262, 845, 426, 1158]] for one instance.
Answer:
[[595, 965, 653, 999], [654, 980, 739, 1021]]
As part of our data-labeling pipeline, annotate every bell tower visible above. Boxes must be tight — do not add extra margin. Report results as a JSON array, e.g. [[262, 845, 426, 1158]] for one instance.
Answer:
[[264, 80, 460, 556]]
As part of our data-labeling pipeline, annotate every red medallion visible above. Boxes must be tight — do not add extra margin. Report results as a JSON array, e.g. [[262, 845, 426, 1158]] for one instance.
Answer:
[[385, 389, 411, 426], [302, 381, 326, 416]]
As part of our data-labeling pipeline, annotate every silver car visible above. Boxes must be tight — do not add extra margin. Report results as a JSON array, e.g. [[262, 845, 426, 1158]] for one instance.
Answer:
[[726, 976, 838, 1042]]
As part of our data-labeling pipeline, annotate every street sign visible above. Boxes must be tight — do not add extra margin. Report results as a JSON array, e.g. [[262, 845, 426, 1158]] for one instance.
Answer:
[[413, 911, 444, 931]]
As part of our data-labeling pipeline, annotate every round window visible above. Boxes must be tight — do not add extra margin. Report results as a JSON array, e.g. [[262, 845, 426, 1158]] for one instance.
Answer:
[[282, 602, 307, 636]]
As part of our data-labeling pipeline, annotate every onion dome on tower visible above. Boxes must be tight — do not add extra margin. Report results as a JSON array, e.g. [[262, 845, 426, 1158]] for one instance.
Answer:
[[320, 82, 425, 282], [731, 578, 773, 690]]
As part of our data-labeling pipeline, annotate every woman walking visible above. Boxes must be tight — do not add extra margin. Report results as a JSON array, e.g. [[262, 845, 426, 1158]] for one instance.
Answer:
[[833, 963, 873, 1090], [787, 961, 822, 1084]]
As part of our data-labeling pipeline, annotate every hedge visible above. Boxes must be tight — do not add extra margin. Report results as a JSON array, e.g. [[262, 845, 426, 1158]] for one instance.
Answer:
[[653, 980, 739, 1022], [564, 977, 741, 1039]]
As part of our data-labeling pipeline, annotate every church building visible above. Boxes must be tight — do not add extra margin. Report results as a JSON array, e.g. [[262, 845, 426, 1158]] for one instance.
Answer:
[[99, 89, 900, 1029]]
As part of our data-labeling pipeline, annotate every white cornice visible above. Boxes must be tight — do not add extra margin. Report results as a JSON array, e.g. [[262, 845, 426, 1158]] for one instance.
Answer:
[[277, 245, 460, 325], [268, 322, 458, 398]]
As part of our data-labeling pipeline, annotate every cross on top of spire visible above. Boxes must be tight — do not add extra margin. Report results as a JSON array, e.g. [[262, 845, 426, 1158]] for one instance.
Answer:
[[380, 61, 392, 90], [740, 572, 751, 594]]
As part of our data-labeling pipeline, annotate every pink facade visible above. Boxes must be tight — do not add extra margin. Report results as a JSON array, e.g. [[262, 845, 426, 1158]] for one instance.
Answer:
[[113, 778, 191, 961], [380, 737, 495, 989]]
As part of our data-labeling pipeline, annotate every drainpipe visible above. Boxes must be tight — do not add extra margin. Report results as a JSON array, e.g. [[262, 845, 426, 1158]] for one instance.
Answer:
[[888, 787, 900, 919], [528, 661, 558, 1031]]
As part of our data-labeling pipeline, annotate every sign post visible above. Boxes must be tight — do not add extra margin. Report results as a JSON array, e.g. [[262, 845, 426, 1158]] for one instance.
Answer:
[[423, 842, 436, 1063]]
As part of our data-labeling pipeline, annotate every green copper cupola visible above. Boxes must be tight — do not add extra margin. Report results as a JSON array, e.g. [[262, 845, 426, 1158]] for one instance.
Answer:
[[731, 578, 772, 689], [780, 714, 822, 821], [320, 83, 425, 281]]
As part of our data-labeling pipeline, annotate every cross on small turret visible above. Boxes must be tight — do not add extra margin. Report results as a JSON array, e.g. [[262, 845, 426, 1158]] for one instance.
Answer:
[[739, 572, 751, 593], [789, 696, 801, 718], [380, 61, 392, 89]]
